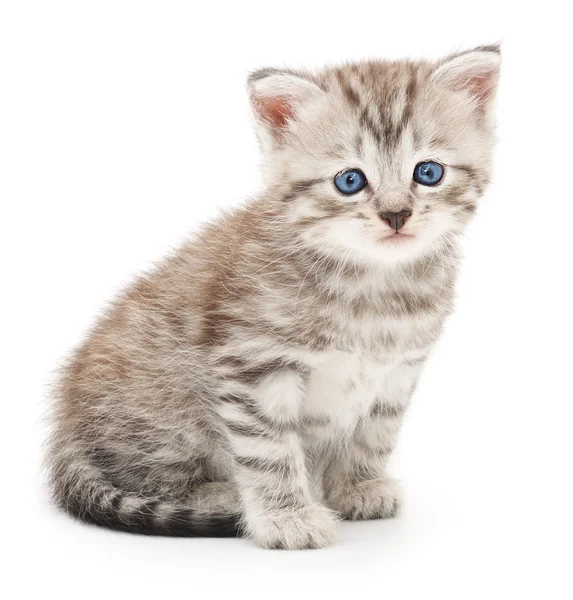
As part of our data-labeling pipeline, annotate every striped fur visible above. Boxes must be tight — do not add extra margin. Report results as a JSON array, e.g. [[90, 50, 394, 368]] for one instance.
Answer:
[[47, 47, 500, 548]]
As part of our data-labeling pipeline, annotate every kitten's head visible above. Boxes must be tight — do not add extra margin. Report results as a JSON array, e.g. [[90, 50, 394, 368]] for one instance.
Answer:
[[249, 46, 500, 264]]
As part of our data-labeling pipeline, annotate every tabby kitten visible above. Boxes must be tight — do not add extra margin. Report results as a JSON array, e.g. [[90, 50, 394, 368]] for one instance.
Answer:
[[48, 46, 500, 549]]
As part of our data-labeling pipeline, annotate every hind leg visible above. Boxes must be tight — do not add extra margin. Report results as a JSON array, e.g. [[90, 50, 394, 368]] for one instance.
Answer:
[[189, 481, 241, 514]]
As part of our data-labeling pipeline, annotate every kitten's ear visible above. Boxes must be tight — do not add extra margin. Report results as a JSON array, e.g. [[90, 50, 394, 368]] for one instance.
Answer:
[[248, 68, 324, 148], [432, 45, 501, 115]]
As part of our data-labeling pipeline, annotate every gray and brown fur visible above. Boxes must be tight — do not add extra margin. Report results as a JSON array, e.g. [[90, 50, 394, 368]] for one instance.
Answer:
[[47, 46, 500, 549]]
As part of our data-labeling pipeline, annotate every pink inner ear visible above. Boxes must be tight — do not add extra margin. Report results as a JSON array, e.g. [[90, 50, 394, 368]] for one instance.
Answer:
[[255, 96, 295, 130], [465, 73, 496, 104]]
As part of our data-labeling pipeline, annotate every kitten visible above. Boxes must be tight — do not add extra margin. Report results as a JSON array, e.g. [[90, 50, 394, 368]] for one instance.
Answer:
[[47, 46, 500, 549]]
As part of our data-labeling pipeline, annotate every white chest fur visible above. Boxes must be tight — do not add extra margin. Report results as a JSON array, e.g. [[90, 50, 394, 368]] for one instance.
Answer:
[[303, 350, 419, 435]]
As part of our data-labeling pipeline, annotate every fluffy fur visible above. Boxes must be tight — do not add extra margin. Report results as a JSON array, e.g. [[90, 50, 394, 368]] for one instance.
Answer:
[[47, 46, 500, 548]]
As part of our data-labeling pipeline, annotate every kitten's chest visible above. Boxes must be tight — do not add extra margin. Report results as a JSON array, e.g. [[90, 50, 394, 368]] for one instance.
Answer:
[[302, 350, 405, 433]]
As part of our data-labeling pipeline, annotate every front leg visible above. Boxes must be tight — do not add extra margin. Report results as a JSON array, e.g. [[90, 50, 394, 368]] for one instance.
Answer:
[[215, 366, 337, 549], [324, 368, 418, 520]]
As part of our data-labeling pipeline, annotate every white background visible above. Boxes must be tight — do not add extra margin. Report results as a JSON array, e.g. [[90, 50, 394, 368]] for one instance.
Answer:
[[1, 1, 572, 598]]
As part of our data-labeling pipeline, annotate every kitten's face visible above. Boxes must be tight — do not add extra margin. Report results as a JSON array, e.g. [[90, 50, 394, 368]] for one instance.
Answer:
[[250, 48, 500, 264]]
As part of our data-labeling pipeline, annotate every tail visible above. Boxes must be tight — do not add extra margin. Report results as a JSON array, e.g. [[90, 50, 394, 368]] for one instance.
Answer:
[[49, 459, 241, 537]]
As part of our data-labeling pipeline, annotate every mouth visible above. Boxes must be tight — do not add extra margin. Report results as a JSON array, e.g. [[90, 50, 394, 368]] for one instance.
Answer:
[[382, 232, 415, 243]]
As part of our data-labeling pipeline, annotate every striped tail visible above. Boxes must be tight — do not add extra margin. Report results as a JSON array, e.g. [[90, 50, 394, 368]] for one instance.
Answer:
[[50, 462, 241, 537]]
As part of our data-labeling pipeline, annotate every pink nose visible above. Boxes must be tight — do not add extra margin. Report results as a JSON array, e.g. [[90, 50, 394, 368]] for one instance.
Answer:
[[379, 210, 411, 231]]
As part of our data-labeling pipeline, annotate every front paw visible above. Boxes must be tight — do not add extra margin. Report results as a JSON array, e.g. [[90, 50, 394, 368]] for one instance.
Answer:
[[247, 504, 338, 550], [327, 478, 402, 520]]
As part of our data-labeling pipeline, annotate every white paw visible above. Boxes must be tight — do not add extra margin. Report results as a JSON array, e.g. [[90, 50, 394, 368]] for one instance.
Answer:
[[327, 477, 402, 520], [247, 504, 338, 550]]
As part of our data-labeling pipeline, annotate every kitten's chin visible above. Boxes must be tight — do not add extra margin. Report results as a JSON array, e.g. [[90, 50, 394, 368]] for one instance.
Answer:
[[352, 234, 433, 266], [375, 239, 429, 263]]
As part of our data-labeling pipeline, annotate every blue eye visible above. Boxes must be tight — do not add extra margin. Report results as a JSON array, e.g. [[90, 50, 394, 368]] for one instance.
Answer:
[[334, 168, 368, 195], [413, 161, 444, 186]]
